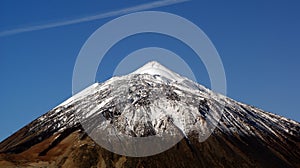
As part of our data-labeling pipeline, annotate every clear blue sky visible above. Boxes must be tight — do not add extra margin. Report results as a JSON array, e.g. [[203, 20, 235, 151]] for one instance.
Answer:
[[0, 0, 299, 141]]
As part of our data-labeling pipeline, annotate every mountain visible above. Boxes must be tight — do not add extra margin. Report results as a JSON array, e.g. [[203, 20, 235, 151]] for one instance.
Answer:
[[0, 61, 299, 168]]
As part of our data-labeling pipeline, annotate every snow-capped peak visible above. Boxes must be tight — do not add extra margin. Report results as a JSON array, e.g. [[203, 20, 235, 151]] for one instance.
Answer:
[[2, 60, 299, 163], [132, 61, 184, 82]]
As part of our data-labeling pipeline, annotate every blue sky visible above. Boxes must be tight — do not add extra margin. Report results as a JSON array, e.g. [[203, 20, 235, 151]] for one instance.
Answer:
[[0, 0, 299, 141]]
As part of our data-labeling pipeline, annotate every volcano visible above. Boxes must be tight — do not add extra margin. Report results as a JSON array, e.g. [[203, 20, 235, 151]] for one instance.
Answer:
[[0, 61, 299, 168]]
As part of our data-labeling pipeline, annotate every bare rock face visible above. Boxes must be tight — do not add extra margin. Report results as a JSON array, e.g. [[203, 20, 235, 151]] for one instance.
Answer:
[[0, 61, 299, 168]]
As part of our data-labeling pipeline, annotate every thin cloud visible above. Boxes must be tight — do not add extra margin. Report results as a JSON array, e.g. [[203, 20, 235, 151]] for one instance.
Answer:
[[0, 0, 189, 37]]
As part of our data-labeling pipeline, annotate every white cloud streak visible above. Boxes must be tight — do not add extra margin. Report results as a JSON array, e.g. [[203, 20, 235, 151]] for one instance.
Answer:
[[0, 0, 189, 37]]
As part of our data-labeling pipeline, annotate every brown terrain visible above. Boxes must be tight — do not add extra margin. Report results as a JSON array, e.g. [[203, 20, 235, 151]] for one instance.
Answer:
[[0, 120, 299, 168]]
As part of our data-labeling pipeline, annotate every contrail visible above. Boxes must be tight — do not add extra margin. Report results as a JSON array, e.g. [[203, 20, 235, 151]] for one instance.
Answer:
[[0, 0, 189, 37]]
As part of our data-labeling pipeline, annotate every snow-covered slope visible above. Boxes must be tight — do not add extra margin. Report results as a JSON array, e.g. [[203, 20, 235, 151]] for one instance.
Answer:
[[0, 61, 299, 167], [46, 62, 224, 145]]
